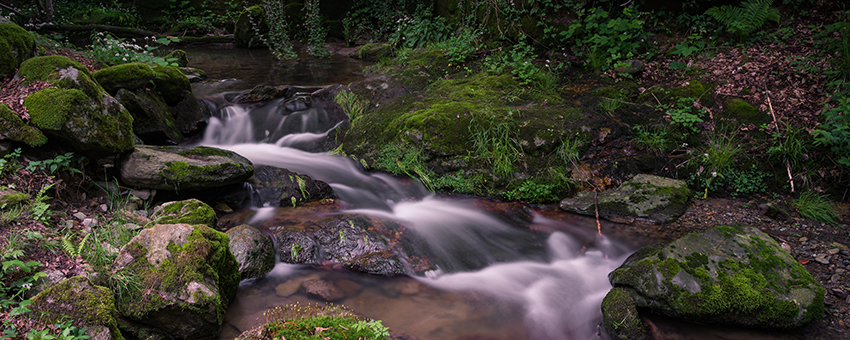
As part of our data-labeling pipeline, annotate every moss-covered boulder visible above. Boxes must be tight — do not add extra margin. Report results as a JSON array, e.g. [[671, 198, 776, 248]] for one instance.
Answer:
[[225, 224, 275, 280], [0, 188, 29, 207], [601, 287, 647, 340], [119, 145, 254, 191], [352, 43, 393, 62], [150, 198, 217, 227], [606, 225, 825, 329], [560, 174, 691, 224], [114, 223, 239, 339], [720, 97, 771, 127], [19, 56, 135, 156], [252, 165, 335, 207], [234, 5, 268, 48], [114, 88, 183, 144], [0, 103, 47, 147], [165, 49, 189, 67], [92, 63, 158, 94], [0, 21, 35, 77], [29, 276, 125, 340]]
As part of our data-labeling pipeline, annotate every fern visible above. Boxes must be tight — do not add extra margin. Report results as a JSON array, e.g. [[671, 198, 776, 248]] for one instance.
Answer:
[[706, 0, 780, 40], [62, 233, 90, 257]]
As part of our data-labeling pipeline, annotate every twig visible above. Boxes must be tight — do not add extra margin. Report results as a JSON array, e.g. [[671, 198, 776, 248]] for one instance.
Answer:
[[766, 91, 795, 192], [0, 3, 30, 20], [594, 191, 602, 236]]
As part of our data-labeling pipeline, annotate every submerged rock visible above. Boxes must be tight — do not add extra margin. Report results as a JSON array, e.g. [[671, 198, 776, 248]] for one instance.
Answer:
[[119, 145, 254, 191], [603, 225, 824, 335], [560, 174, 690, 224], [114, 224, 240, 339], [226, 224, 275, 280], [252, 165, 335, 207]]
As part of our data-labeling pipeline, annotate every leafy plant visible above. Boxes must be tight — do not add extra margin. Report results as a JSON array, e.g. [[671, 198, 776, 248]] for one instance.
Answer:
[[0, 148, 22, 176], [483, 40, 540, 87], [26, 152, 83, 174], [389, 5, 450, 49], [29, 183, 55, 223], [633, 125, 671, 154], [599, 97, 623, 115], [303, 0, 330, 58], [726, 165, 769, 196], [813, 95, 850, 167], [469, 114, 522, 179], [61, 233, 90, 258], [560, 7, 651, 71], [334, 90, 368, 123], [433, 26, 481, 66], [666, 97, 705, 133], [257, 0, 297, 60], [503, 181, 559, 203], [792, 191, 839, 225], [705, 0, 780, 41], [89, 32, 181, 67]]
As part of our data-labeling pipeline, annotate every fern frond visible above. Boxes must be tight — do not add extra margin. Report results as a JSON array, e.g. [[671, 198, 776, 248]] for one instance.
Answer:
[[76, 233, 90, 255], [706, 0, 779, 40], [62, 236, 77, 256]]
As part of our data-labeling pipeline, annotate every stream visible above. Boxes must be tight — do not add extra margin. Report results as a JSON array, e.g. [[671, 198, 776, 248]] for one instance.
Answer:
[[184, 47, 808, 340]]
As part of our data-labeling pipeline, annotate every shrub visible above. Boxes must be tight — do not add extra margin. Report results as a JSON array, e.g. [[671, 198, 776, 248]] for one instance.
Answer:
[[705, 0, 780, 41], [560, 7, 651, 71], [258, 0, 297, 60], [813, 94, 850, 168]]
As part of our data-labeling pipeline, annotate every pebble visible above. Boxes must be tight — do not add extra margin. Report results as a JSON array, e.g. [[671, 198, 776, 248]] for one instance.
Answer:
[[815, 253, 831, 264], [830, 248, 841, 255], [82, 217, 98, 228], [834, 288, 849, 300], [72, 212, 86, 221], [99, 204, 108, 212]]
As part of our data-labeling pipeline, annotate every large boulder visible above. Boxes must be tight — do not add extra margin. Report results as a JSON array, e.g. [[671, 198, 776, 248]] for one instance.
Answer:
[[114, 223, 240, 340], [29, 276, 125, 340], [150, 198, 217, 227], [0, 103, 47, 147], [93, 63, 208, 145], [0, 21, 35, 77], [234, 5, 268, 48], [252, 165, 335, 207], [604, 225, 824, 336], [119, 145, 254, 191], [560, 174, 691, 224], [19, 56, 135, 156], [226, 224, 275, 280]]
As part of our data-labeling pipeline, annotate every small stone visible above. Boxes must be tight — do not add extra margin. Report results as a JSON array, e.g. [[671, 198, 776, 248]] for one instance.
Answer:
[[275, 280, 302, 297], [780, 242, 792, 253], [800, 237, 808, 242], [301, 279, 344, 301], [82, 217, 98, 228], [814, 253, 830, 264], [130, 189, 152, 201], [99, 204, 108, 212], [832, 288, 848, 299], [829, 248, 841, 255], [73, 212, 87, 221]]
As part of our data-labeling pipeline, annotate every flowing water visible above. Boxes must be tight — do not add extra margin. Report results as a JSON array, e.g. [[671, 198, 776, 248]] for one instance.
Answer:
[[186, 48, 808, 340]]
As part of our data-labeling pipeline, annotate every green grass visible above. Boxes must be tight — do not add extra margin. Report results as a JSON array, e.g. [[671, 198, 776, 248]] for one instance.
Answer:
[[241, 303, 390, 340], [792, 191, 839, 225], [469, 114, 522, 179]]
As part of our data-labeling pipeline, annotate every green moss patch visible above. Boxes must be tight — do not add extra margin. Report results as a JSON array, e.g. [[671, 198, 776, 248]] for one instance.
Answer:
[[18, 55, 92, 85], [0, 103, 47, 146], [25, 88, 88, 130], [30, 276, 125, 340], [0, 22, 35, 77], [93, 63, 158, 95]]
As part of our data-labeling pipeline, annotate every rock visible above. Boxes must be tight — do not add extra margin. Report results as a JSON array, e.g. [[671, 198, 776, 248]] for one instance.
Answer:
[[252, 165, 335, 207], [301, 279, 344, 301], [119, 145, 254, 191], [0, 21, 35, 77], [814, 253, 830, 264], [0, 103, 47, 147], [29, 276, 124, 340], [350, 43, 393, 62], [150, 198, 217, 227], [274, 273, 320, 297], [759, 202, 792, 221], [601, 287, 647, 340], [0, 188, 29, 207], [607, 225, 825, 329], [20, 56, 135, 157], [232, 85, 291, 103], [179, 67, 207, 83], [92, 62, 158, 95], [165, 50, 189, 67], [226, 224, 275, 280], [234, 5, 268, 48], [560, 174, 691, 224], [613, 59, 645, 75], [114, 223, 240, 340]]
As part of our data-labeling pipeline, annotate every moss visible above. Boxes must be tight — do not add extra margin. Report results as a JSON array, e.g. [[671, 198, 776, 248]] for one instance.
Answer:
[[176, 146, 232, 158], [24, 88, 88, 130], [93, 63, 157, 95], [150, 65, 190, 106], [684, 252, 709, 270], [356, 43, 393, 62], [721, 97, 770, 126], [0, 192, 29, 206], [0, 103, 47, 146], [601, 287, 646, 340], [234, 5, 268, 48], [0, 22, 35, 76], [30, 276, 125, 340], [18, 55, 91, 85], [155, 199, 217, 228], [165, 50, 189, 67], [160, 161, 248, 189]]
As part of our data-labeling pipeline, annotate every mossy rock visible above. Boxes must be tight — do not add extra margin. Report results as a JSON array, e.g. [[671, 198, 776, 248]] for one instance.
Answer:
[[0, 188, 30, 207], [601, 287, 647, 340], [150, 198, 217, 228], [0, 22, 35, 77], [353, 43, 393, 62], [226, 224, 275, 280], [29, 276, 125, 340], [114, 224, 240, 339], [151, 65, 191, 106], [609, 225, 825, 328], [165, 49, 189, 67], [92, 63, 158, 95], [639, 80, 716, 108], [0, 103, 46, 147], [560, 174, 691, 224], [720, 97, 770, 126], [119, 145, 254, 191], [114, 88, 183, 145], [252, 165, 335, 207], [234, 5, 268, 48], [18, 55, 102, 98]]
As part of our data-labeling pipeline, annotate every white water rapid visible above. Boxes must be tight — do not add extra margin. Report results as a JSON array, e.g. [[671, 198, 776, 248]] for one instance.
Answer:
[[200, 94, 629, 339]]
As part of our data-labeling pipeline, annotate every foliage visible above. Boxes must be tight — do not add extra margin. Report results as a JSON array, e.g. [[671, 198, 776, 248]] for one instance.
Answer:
[[792, 191, 839, 225], [503, 181, 559, 203], [375, 143, 435, 192], [24, 321, 90, 340], [813, 92, 850, 168], [705, 0, 780, 41], [25, 152, 83, 175], [768, 123, 811, 170], [483, 40, 541, 87], [303, 0, 331, 58], [88, 32, 181, 67], [560, 7, 651, 71], [258, 0, 297, 60], [255, 303, 390, 340], [389, 6, 450, 49], [666, 97, 705, 134], [342, 0, 407, 44], [0, 148, 22, 176], [432, 26, 481, 66], [557, 134, 583, 167], [726, 165, 769, 197], [53, 1, 140, 27], [29, 183, 55, 224], [633, 125, 672, 154], [61, 233, 89, 258], [468, 114, 522, 179], [334, 90, 367, 123], [687, 132, 743, 195]]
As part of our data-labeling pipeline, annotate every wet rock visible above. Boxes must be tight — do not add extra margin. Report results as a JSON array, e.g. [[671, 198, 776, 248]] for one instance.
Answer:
[[601, 287, 647, 340], [560, 174, 691, 224], [274, 274, 320, 297], [301, 279, 344, 301], [232, 85, 291, 103], [759, 202, 792, 221], [252, 165, 335, 207], [608, 225, 825, 328], [226, 224, 275, 280], [119, 145, 254, 191]]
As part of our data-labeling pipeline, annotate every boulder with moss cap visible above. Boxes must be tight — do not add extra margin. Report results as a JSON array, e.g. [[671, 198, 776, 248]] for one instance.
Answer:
[[119, 145, 254, 191], [150, 198, 217, 227], [602, 225, 824, 337], [0, 103, 47, 147], [0, 20, 35, 77], [19, 55, 135, 156], [113, 223, 240, 339], [560, 174, 691, 224], [29, 276, 125, 340]]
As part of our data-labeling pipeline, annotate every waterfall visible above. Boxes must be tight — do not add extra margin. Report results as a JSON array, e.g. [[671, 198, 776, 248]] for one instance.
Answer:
[[200, 94, 627, 340]]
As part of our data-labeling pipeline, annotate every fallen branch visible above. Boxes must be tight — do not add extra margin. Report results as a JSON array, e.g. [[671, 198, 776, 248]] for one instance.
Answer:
[[766, 91, 795, 193], [0, 3, 30, 21], [32, 23, 160, 38]]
